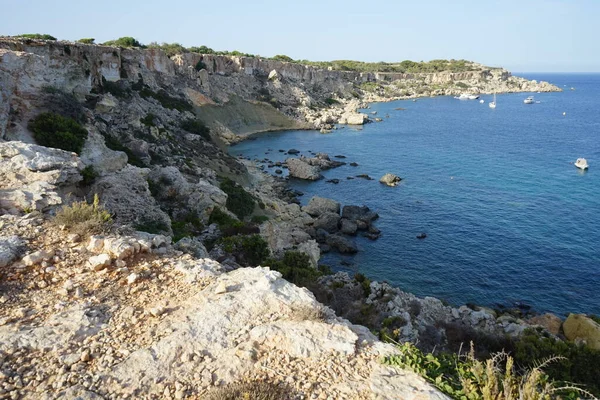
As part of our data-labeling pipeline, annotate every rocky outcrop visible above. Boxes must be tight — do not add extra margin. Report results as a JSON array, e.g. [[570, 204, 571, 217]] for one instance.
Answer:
[[90, 165, 172, 235], [286, 158, 322, 180], [380, 173, 402, 187], [0, 141, 84, 213], [0, 214, 445, 399], [302, 196, 341, 217], [563, 314, 600, 350], [0, 235, 25, 268]]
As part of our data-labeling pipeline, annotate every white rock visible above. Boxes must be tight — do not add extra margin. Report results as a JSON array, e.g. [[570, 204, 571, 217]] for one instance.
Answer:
[[22, 249, 54, 266], [214, 282, 228, 294], [126, 273, 139, 285], [88, 254, 111, 271], [87, 236, 105, 253]]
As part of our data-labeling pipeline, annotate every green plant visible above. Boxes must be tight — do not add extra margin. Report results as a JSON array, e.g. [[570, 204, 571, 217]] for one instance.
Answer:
[[140, 113, 157, 127], [102, 134, 145, 167], [208, 207, 238, 227], [28, 112, 88, 154], [455, 82, 469, 89], [195, 60, 207, 71], [147, 42, 187, 57], [180, 118, 210, 140], [134, 218, 170, 235], [171, 212, 204, 242], [16, 33, 56, 40], [271, 54, 294, 62], [81, 165, 98, 186], [101, 78, 130, 98], [354, 273, 372, 297], [250, 215, 269, 224], [54, 194, 112, 236], [220, 178, 256, 219], [385, 342, 589, 400], [204, 381, 292, 400], [221, 234, 270, 266], [324, 97, 340, 105], [102, 37, 143, 48], [77, 38, 95, 44], [188, 45, 215, 54], [266, 251, 325, 287]]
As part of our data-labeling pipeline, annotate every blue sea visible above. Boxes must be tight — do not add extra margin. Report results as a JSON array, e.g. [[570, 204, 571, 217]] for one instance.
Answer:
[[230, 73, 600, 316]]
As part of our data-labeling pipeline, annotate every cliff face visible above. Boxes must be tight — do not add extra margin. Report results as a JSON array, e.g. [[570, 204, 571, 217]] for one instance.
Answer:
[[0, 38, 560, 144]]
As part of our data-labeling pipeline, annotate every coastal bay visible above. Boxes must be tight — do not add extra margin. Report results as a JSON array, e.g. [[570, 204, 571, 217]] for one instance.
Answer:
[[231, 73, 600, 316]]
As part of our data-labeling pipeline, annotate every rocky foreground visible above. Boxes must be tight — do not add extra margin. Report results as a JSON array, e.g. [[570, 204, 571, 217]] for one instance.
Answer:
[[0, 212, 448, 400]]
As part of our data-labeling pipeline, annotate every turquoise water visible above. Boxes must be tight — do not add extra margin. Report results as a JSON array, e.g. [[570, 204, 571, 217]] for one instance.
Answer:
[[230, 73, 600, 316]]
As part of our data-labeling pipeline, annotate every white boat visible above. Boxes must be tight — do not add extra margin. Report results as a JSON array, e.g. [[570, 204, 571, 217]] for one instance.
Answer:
[[454, 93, 480, 100], [575, 158, 589, 170], [489, 93, 496, 109], [479, 99, 485, 104], [524, 96, 535, 104]]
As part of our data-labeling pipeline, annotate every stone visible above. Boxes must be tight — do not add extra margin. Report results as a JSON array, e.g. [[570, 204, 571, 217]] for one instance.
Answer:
[[0, 235, 25, 268], [296, 240, 321, 269], [325, 234, 358, 254], [268, 69, 279, 81], [344, 113, 368, 125], [87, 236, 105, 253], [339, 219, 358, 235], [88, 254, 111, 271], [287, 149, 300, 154], [22, 249, 54, 266], [527, 313, 563, 335], [286, 158, 322, 181], [127, 273, 139, 285], [0, 142, 84, 212], [341, 205, 379, 225], [214, 282, 228, 294], [302, 196, 341, 217], [563, 314, 600, 350], [313, 212, 341, 234], [379, 173, 402, 187]]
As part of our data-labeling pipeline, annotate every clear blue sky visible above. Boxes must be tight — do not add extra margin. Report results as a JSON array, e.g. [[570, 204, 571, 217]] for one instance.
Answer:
[[2, 0, 597, 72]]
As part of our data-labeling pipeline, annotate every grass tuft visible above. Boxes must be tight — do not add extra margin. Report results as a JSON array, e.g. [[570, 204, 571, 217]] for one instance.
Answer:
[[54, 194, 112, 236]]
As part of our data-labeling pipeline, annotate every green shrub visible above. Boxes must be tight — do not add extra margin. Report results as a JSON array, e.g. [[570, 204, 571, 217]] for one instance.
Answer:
[[385, 342, 589, 400], [195, 60, 207, 71], [180, 119, 210, 140], [324, 97, 340, 105], [220, 178, 256, 219], [140, 113, 157, 127], [102, 37, 143, 48], [171, 212, 204, 242], [455, 82, 469, 89], [102, 134, 145, 167], [134, 218, 170, 235], [17, 33, 56, 41], [513, 329, 600, 396], [77, 38, 95, 44], [188, 45, 215, 54], [81, 165, 98, 186], [354, 273, 372, 297], [271, 54, 294, 62], [54, 194, 112, 236], [208, 207, 238, 227], [101, 78, 130, 98], [250, 215, 269, 224], [266, 251, 320, 286], [28, 112, 88, 154], [147, 42, 186, 57], [221, 234, 270, 266], [139, 87, 193, 112]]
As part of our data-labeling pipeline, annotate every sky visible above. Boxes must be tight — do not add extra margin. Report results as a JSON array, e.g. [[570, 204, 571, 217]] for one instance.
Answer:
[[1, 0, 598, 72]]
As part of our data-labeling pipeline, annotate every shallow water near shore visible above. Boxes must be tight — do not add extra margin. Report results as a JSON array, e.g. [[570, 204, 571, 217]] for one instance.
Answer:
[[229, 73, 600, 316]]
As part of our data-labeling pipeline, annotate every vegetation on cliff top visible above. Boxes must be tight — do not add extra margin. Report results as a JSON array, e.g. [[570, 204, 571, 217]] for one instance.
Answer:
[[15, 33, 56, 41]]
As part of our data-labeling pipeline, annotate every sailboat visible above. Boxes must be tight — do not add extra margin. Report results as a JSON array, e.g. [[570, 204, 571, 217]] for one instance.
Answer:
[[489, 93, 497, 109]]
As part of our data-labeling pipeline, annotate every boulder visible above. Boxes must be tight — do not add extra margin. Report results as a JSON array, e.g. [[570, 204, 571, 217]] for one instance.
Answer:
[[296, 240, 321, 269], [326, 234, 358, 254], [341, 205, 379, 225], [379, 173, 402, 187], [344, 113, 368, 125], [527, 313, 563, 336], [563, 314, 600, 350], [286, 158, 322, 181], [302, 196, 340, 217], [90, 165, 172, 235], [0, 141, 84, 212], [268, 69, 279, 81], [313, 212, 341, 234], [339, 219, 358, 235], [0, 235, 25, 268]]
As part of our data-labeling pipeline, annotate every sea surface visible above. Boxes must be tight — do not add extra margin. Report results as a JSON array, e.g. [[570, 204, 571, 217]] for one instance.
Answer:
[[229, 73, 600, 316]]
